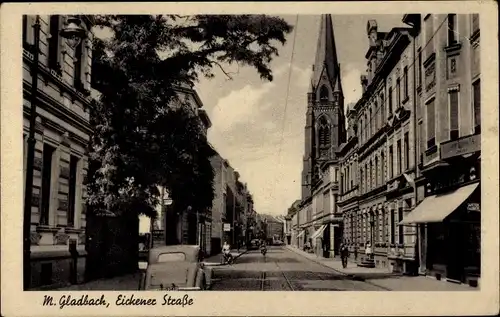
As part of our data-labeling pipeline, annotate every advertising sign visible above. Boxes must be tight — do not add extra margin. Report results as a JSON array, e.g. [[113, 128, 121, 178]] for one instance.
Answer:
[[223, 223, 231, 232]]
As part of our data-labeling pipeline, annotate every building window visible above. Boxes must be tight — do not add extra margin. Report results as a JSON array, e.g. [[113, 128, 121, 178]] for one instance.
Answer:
[[374, 101, 379, 130], [359, 118, 363, 142], [369, 108, 373, 137], [396, 78, 401, 107], [48, 15, 61, 72], [374, 156, 379, 187], [471, 14, 480, 34], [346, 166, 350, 191], [40, 144, 56, 225], [447, 14, 458, 45], [364, 114, 368, 141], [380, 93, 385, 123], [74, 40, 84, 90], [388, 145, 393, 179], [397, 139, 402, 175], [67, 155, 79, 227], [418, 122, 424, 164], [318, 116, 331, 149], [473, 80, 481, 134], [388, 87, 393, 115], [417, 48, 422, 87], [380, 152, 385, 183], [449, 90, 459, 140], [398, 207, 404, 244], [404, 132, 409, 171], [390, 209, 395, 245], [426, 98, 436, 148], [366, 163, 370, 192], [369, 161, 373, 190], [403, 66, 409, 99], [360, 168, 364, 193], [424, 14, 434, 58]]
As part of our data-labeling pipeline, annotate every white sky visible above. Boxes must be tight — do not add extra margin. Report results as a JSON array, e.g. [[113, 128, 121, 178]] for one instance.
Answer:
[[95, 14, 407, 220], [199, 15, 406, 217]]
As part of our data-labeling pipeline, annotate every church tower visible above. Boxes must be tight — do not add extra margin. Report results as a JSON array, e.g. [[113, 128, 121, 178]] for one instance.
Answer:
[[301, 14, 346, 200]]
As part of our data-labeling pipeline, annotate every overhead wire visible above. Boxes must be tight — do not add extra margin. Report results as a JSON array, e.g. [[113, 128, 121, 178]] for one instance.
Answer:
[[271, 14, 299, 201]]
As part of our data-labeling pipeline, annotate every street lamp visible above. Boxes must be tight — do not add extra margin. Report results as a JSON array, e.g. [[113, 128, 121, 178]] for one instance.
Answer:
[[23, 15, 87, 290]]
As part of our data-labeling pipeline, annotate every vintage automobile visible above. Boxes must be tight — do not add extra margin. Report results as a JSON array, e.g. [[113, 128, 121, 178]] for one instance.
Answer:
[[139, 245, 207, 291], [248, 239, 260, 250]]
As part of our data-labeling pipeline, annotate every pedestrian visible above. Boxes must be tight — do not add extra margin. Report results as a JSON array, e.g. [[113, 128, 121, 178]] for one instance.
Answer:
[[365, 241, 373, 260], [340, 241, 349, 268]]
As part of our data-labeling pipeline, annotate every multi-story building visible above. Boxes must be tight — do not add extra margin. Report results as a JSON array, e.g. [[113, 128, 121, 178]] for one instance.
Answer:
[[288, 200, 301, 246], [23, 15, 94, 289], [401, 14, 481, 286], [337, 14, 481, 286], [297, 14, 346, 258], [160, 84, 213, 254], [338, 18, 419, 273]]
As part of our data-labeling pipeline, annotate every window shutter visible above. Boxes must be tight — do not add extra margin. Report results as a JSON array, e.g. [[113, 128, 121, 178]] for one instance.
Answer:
[[427, 99, 435, 144], [449, 90, 459, 137], [473, 80, 481, 130]]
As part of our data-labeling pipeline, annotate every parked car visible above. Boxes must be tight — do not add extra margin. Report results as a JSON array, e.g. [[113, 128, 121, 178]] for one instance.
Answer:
[[139, 245, 207, 291], [248, 239, 260, 250]]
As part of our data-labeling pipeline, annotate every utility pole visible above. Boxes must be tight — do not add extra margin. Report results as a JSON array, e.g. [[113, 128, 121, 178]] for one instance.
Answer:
[[23, 15, 41, 290]]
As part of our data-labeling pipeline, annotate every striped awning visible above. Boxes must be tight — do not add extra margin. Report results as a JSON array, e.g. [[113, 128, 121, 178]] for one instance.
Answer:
[[311, 224, 327, 239], [400, 183, 479, 225]]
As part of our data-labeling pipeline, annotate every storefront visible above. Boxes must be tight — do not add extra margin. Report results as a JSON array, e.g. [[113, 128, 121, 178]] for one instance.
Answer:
[[401, 176, 480, 285]]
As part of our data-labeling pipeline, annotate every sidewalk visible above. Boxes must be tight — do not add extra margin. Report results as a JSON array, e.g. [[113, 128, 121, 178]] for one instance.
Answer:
[[286, 245, 473, 291], [57, 273, 142, 291]]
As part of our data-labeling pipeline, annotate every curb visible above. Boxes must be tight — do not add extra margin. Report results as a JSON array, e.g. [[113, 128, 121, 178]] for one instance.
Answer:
[[285, 246, 392, 291]]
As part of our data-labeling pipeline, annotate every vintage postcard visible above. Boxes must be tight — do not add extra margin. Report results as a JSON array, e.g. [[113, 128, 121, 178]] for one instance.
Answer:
[[1, 1, 498, 316]]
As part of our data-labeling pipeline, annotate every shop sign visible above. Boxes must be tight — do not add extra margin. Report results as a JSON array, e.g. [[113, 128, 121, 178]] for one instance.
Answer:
[[441, 134, 480, 160], [223, 223, 231, 232], [467, 203, 480, 212]]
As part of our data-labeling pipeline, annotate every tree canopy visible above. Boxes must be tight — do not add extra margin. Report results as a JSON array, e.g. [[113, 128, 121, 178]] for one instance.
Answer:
[[87, 15, 293, 218]]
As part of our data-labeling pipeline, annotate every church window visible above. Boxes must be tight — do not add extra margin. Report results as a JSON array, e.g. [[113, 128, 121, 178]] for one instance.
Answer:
[[319, 85, 329, 102], [318, 116, 331, 148]]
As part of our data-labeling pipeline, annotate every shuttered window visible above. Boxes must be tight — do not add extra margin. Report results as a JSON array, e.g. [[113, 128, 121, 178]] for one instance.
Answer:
[[388, 87, 393, 114], [404, 132, 409, 170], [427, 99, 436, 148], [388, 146, 393, 179], [449, 90, 459, 140], [473, 80, 481, 133], [403, 67, 409, 99]]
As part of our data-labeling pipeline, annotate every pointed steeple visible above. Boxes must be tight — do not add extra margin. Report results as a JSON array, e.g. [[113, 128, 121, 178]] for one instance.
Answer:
[[311, 14, 340, 90]]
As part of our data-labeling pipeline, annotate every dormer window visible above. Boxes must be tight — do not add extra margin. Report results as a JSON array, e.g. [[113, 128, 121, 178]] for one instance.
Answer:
[[319, 85, 329, 103]]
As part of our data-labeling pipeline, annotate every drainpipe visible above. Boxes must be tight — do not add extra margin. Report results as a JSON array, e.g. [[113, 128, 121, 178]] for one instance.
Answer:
[[410, 21, 421, 275]]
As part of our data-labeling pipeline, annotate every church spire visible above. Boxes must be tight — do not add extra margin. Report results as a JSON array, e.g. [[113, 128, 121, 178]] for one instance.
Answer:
[[311, 14, 341, 90]]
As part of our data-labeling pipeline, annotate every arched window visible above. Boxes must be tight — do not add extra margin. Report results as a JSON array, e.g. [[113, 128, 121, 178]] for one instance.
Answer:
[[319, 85, 329, 102], [318, 116, 330, 148]]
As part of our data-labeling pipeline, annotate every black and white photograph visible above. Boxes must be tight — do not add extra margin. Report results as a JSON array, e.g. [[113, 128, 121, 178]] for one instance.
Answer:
[[1, 2, 498, 316]]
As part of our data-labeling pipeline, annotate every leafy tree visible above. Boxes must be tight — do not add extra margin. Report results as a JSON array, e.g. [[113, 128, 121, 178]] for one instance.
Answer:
[[88, 14, 293, 219]]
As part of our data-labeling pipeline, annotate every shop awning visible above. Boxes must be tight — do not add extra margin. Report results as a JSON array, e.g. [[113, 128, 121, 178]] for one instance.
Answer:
[[311, 224, 327, 239], [399, 183, 479, 225], [296, 231, 305, 238]]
